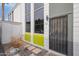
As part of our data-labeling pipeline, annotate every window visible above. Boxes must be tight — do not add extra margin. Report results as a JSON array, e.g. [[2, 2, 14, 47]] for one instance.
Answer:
[[34, 3, 44, 10], [25, 3, 31, 32], [34, 3, 44, 34], [25, 3, 31, 16]]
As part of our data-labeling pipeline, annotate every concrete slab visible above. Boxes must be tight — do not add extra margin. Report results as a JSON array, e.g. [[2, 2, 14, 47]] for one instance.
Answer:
[[27, 46, 36, 51], [19, 49, 32, 56], [25, 44, 30, 48], [32, 48, 42, 54]]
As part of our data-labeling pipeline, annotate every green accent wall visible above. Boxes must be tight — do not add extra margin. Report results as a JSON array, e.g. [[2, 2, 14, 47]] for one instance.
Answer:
[[33, 33, 44, 47], [25, 32, 31, 42], [25, 32, 44, 47]]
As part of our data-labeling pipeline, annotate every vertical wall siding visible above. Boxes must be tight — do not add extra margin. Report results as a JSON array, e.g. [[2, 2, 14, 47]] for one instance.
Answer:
[[73, 4, 79, 56]]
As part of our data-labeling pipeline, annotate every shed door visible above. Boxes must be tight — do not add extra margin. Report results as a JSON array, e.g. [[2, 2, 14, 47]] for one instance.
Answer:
[[49, 15, 68, 55]]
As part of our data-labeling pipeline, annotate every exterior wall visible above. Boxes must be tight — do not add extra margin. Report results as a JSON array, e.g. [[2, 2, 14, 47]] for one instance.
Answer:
[[2, 22, 22, 44], [73, 3, 79, 56], [49, 3, 73, 18], [14, 4, 21, 22], [13, 4, 25, 35], [44, 3, 49, 49]]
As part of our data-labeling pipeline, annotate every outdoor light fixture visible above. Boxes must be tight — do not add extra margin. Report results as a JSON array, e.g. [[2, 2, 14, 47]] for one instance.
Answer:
[[46, 15, 49, 21]]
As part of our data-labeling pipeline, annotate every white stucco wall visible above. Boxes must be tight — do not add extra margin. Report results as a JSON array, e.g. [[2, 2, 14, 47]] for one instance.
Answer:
[[73, 3, 79, 56], [1, 4, 24, 44], [44, 3, 49, 49], [2, 22, 22, 44], [13, 4, 25, 35]]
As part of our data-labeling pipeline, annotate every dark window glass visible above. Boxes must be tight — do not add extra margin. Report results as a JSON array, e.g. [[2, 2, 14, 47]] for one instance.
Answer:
[[25, 3, 31, 15], [34, 3, 44, 34], [25, 3, 31, 32], [34, 3, 44, 10]]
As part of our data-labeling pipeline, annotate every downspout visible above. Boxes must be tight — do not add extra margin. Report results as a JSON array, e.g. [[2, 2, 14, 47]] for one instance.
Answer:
[[2, 3, 4, 21], [0, 3, 5, 56]]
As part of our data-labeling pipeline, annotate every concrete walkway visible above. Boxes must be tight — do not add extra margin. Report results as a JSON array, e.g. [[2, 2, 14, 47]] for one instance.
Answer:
[[3, 41, 64, 56], [14, 42, 56, 56]]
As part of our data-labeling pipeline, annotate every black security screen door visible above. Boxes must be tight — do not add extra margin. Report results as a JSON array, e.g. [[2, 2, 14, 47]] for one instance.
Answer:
[[49, 15, 68, 55]]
